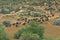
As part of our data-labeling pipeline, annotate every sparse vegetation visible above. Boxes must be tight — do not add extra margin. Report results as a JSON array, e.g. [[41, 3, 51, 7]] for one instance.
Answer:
[[14, 7, 20, 12], [14, 21, 44, 39], [0, 24, 10, 40], [0, 0, 60, 40], [53, 17, 60, 25], [0, 8, 11, 14], [2, 20, 11, 27], [19, 32, 40, 40]]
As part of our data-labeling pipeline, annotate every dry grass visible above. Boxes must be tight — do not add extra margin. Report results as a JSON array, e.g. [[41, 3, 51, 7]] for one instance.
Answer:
[[0, 7, 59, 40]]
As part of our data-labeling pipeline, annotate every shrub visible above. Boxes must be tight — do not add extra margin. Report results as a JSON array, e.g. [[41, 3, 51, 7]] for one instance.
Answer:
[[0, 24, 10, 40], [43, 37, 53, 40], [0, 9, 2, 13], [19, 14, 24, 17], [56, 37, 60, 40], [14, 21, 44, 39], [14, 7, 20, 12], [19, 32, 40, 40], [31, 2, 40, 6], [27, 7, 34, 11], [1, 8, 10, 14], [29, 21, 37, 27], [53, 18, 60, 26], [26, 11, 31, 16], [33, 12, 41, 17], [2, 20, 11, 27]]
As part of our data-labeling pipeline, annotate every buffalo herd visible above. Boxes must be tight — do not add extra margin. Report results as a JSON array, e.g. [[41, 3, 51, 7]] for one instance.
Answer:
[[3, 13, 54, 27]]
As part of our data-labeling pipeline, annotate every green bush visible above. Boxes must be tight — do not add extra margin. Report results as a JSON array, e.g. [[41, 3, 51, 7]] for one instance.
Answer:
[[56, 37, 60, 40], [1, 8, 10, 14], [29, 21, 37, 27], [19, 13, 24, 17], [14, 7, 20, 12], [14, 21, 44, 39], [53, 18, 60, 26], [43, 37, 53, 40], [31, 2, 40, 6], [2, 20, 11, 27], [26, 11, 31, 16], [19, 32, 40, 40], [0, 24, 10, 40], [27, 7, 34, 11], [33, 12, 41, 17]]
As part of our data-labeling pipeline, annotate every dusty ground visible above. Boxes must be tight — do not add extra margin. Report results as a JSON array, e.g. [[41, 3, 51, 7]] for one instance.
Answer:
[[5, 13, 60, 40], [0, 11, 60, 40]]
